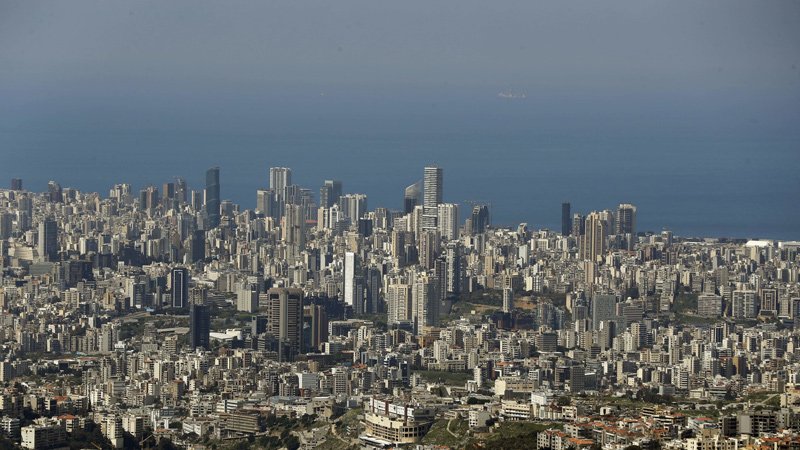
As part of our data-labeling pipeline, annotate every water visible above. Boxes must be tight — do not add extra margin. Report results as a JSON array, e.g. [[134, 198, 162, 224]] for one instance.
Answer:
[[1, 89, 798, 240]]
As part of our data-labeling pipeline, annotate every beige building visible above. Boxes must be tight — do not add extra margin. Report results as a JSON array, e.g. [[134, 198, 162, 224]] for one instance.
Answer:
[[21, 424, 67, 450], [362, 398, 434, 445]]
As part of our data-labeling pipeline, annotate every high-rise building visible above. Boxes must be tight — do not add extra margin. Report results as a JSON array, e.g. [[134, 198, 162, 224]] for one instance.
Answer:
[[220, 199, 235, 218], [761, 288, 778, 314], [412, 274, 439, 333], [343, 252, 364, 315], [470, 204, 490, 235], [698, 293, 723, 318], [572, 213, 585, 237], [320, 180, 343, 208], [10, 178, 22, 191], [732, 290, 758, 319], [269, 167, 292, 205], [403, 180, 422, 214], [140, 186, 159, 213], [256, 189, 277, 218], [445, 242, 463, 297], [170, 268, 189, 308], [266, 288, 303, 361], [162, 182, 175, 201], [38, 217, 58, 262], [163, 182, 177, 210], [592, 294, 617, 331], [282, 203, 306, 246], [191, 229, 206, 262], [387, 282, 412, 325], [340, 194, 367, 225], [205, 167, 220, 229], [365, 266, 382, 314], [422, 166, 442, 230], [284, 184, 305, 206], [581, 211, 608, 263], [502, 287, 514, 313], [47, 181, 63, 203], [0, 212, 13, 240], [616, 203, 636, 235], [175, 177, 188, 203], [437, 203, 459, 241], [304, 304, 328, 352], [418, 230, 440, 270], [561, 202, 572, 236], [236, 281, 260, 313], [190, 190, 203, 211], [127, 279, 147, 308], [189, 287, 210, 350], [110, 183, 131, 203]]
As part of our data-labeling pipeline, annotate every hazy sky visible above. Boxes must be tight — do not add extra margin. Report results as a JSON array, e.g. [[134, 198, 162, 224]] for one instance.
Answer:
[[1, 1, 799, 238], [1, 0, 797, 138], [2, 1, 799, 92]]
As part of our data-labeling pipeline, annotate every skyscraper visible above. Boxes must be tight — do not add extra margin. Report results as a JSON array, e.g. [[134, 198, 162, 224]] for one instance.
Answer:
[[162, 182, 175, 202], [190, 190, 203, 211], [171, 267, 189, 308], [0, 212, 12, 240], [269, 167, 292, 203], [412, 274, 439, 333], [340, 194, 368, 225], [418, 230, 440, 270], [422, 166, 443, 230], [38, 217, 58, 262], [191, 229, 206, 262], [141, 186, 159, 214], [304, 304, 328, 352], [445, 242, 463, 297], [502, 287, 514, 313], [403, 180, 422, 214], [616, 203, 637, 236], [10, 178, 22, 191], [282, 203, 306, 246], [561, 202, 572, 236], [581, 211, 608, 263], [47, 181, 63, 203], [365, 266, 382, 314], [320, 180, 343, 208], [205, 167, 220, 229], [572, 213, 585, 237], [175, 177, 188, 203], [437, 203, 459, 241], [256, 189, 277, 218], [343, 252, 364, 315], [470, 204, 490, 235], [266, 288, 303, 361], [592, 294, 617, 331], [387, 282, 412, 325], [189, 287, 210, 350]]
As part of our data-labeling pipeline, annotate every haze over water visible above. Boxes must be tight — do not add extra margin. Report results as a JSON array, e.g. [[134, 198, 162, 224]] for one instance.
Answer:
[[1, 1, 798, 239]]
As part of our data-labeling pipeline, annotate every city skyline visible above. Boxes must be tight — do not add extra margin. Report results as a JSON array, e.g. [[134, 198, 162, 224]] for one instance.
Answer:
[[5, 164, 789, 242], [1, 2, 798, 449], [1, 153, 797, 450]]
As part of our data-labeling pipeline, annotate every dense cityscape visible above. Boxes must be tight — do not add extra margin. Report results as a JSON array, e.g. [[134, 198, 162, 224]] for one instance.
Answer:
[[0, 166, 797, 450]]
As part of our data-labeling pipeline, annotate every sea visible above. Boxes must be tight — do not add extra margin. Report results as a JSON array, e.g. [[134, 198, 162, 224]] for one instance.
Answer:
[[1, 87, 798, 240]]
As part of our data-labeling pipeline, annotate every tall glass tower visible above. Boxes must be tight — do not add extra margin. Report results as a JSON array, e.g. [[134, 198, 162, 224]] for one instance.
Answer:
[[403, 180, 422, 214], [205, 167, 220, 229], [561, 202, 572, 236], [320, 179, 342, 208]]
